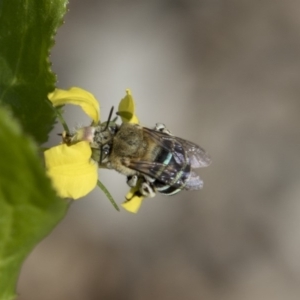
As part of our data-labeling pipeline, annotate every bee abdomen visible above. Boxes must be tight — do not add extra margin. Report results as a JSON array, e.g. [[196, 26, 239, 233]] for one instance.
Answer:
[[153, 161, 191, 195]]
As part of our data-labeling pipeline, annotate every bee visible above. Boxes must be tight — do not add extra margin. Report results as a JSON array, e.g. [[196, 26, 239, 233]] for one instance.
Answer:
[[90, 116, 211, 198]]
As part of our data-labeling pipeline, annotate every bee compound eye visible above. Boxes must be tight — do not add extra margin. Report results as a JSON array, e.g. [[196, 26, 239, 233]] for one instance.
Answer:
[[102, 144, 110, 153]]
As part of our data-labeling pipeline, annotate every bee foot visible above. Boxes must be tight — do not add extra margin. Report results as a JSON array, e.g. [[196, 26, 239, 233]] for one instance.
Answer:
[[127, 175, 138, 187], [140, 182, 156, 198], [155, 123, 172, 135]]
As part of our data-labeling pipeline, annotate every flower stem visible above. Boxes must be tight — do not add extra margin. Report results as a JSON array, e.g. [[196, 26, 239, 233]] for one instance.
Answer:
[[97, 180, 120, 211], [55, 107, 70, 133]]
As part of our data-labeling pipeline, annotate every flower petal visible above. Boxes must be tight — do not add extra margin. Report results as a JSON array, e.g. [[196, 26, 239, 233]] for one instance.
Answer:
[[49, 87, 100, 124], [44, 142, 98, 199], [118, 89, 139, 124], [121, 187, 144, 213]]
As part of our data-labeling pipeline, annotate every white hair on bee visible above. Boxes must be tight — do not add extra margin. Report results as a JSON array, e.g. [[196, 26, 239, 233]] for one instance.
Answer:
[[74, 122, 84, 130], [69, 126, 96, 143]]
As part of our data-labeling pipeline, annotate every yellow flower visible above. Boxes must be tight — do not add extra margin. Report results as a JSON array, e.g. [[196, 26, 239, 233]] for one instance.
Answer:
[[44, 142, 98, 199], [49, 87, 100, 124], [44, 87, 145, 213], [118, 89, 139, 124], [121, 178, 144, 213]]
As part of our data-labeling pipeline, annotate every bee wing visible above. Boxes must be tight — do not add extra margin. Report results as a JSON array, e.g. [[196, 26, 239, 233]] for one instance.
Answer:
[[143, 127, 211, 168], [184, 171, 204, 190], [126, 160, 203, 190], [175, 137, 211, 168], [127, 160, 185, 187]]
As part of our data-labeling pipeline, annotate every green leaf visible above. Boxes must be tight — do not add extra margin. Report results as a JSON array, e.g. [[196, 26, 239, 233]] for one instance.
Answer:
[[0, 106, 69, 300], [0, 0, 68, 144]]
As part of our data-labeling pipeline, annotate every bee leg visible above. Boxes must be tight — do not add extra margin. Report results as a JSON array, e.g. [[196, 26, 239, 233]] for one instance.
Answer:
[[140, 182, 156, 198], [126, 175, 138, 187], [127, 174, 156, 197], [154, 123, 172, 135], [143, 175, 156, 183]]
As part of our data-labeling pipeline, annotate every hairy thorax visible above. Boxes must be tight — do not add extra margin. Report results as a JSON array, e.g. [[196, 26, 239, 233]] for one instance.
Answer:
[[109, 123, 148, 176]]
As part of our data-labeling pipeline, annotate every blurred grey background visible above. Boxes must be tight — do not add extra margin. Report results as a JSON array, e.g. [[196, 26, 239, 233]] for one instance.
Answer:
[[17, 0, 300, 299]]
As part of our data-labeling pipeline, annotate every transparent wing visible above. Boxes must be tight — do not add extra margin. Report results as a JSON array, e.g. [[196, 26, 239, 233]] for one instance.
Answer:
[[184, 172, 203, 190], [127, 160, 185, 187], [143, 127, 211, 168], [126, 160, 203, 190]]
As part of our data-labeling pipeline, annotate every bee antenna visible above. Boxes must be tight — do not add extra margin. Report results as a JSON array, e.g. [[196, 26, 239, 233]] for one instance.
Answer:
[[99, 149, 103, 165], [100, 106, 114, 164], [104, 106, 114, 131]]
